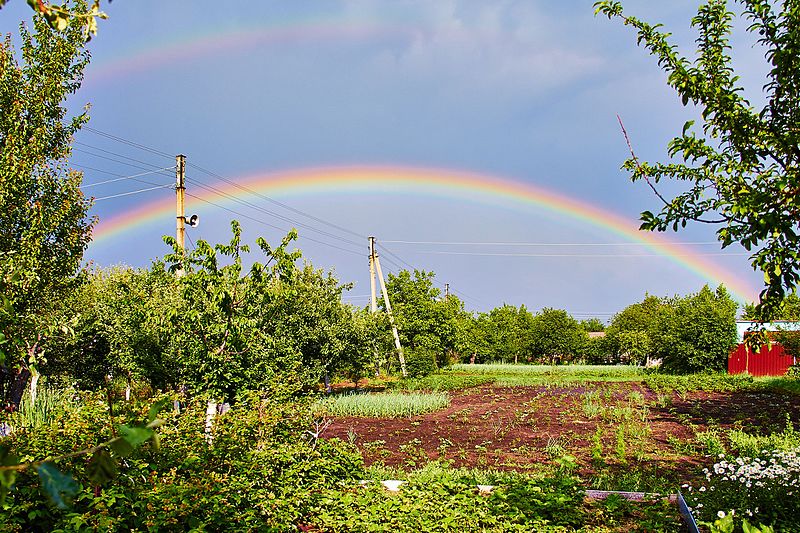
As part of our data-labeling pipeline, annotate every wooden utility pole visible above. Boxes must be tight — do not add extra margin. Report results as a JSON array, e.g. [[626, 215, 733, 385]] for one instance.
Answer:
[[444, 283, 450, 301], [373, 243, 406, 377], [369, 236, 378, 313], [176, 154, 186, 251]]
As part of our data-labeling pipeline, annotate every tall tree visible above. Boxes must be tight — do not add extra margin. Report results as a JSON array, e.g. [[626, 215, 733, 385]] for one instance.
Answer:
[[596, 0, 800, 319], [0, 12, 94, 408]]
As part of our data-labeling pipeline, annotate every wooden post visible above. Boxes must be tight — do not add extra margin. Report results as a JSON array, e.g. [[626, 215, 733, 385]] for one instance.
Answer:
[[175, 154, 186, 276]]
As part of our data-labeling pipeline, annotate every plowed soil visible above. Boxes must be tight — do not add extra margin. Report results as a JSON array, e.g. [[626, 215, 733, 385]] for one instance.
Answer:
[[325, 382, 800, 482]]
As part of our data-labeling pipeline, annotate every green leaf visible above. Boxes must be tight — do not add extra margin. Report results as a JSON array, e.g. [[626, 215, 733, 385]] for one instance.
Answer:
[[0, 446, 20, 504], [86, 449, 117, 485], [36, 463, 78, 509], [118, 425, 154, 448], [110, 437, 134, 458], [148, 398, 171, 423]]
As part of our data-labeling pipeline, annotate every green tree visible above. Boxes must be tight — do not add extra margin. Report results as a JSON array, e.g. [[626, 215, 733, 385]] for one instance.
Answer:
[[2, 0, 107, 40], [654, 285, 739, 373], [529, 308, 588, 364], [603, 294, 664, 363], [743, 292, 800, 320], [381, 269, 467, 370], [596, 0, 800, 319], [0, 12, 93, 409], [162, 221, 305, 402], [478, 304, 534, 363], [580, 318, 606, 332]]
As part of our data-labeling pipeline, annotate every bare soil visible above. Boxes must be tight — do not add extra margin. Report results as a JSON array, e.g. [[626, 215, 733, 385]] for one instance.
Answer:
[[324, 382, 800, 482]]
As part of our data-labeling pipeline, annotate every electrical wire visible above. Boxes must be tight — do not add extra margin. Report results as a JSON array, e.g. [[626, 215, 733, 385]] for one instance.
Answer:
[[188, 162, 366, 241], [407, 250, 750, 258], [82, 126, 175, 159], [75, 141, 174, 170], [184, 192, 364, 257], [82, 167, 175, 188], [381, 239, 723, 247], [188, 179, 364, 248], [93, 184, 173, 201]]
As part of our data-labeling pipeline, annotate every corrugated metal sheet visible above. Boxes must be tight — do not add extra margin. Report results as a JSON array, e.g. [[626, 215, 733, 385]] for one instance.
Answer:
[[728, 343, 796, 376]]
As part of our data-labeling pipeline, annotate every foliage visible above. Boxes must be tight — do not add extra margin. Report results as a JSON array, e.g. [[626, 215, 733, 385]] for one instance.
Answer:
[[1, 0, 107, 40], [528, 308, 588, 364], [450, 363, 645, 377], [596, 0, 800, 320], [686, 447, 800, 531], [390, 373, 495, 392], [1, 392, 363, 530], [580, 318, 606, 332], [382, 269, 468, 368], [616, 330, 652, 366], [0, 10, 94, 408], [403, 346, 438, 378], [655, 285, 738, 373], [0, 393, 167, 513], [644, 372, 755, 394], [743, 292, 800, 321], [46, 265, 180, 391], [317, 391, 450, 418]]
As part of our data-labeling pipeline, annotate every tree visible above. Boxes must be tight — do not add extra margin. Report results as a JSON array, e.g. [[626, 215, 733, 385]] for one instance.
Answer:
[[603, 295, 664, 363], [654, 285, 739, 373], [743, 291, 800, 320], [596, 0, 800, 319], [528, 308, 588, 364], [0, 12, 94, 409], [381, 269, 467, 370], [1, 0, 107, 40], [580, 318, 606, 333]]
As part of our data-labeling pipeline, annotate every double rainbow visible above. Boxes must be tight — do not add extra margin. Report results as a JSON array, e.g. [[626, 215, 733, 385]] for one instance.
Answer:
[[89, 165, 758, 303]]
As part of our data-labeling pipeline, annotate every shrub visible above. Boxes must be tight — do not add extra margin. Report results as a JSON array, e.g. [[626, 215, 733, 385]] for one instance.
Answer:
[[404, 347, 438, 378]]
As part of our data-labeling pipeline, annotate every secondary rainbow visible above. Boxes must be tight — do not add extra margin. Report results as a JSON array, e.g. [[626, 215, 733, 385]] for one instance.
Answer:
[[89, 165, 758, 303]]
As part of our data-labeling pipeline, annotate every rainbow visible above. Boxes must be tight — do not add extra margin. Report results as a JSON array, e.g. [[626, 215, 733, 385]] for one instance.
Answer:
[[89, 165, 759, 302]]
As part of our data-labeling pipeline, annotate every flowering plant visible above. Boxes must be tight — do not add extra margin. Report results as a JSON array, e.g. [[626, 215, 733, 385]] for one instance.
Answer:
[[685, 448, 800, 530]]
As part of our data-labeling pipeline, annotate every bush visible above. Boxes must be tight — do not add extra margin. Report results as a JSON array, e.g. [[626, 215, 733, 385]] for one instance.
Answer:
[[404, 347, 438, 378], [1, 392, 363, 531]]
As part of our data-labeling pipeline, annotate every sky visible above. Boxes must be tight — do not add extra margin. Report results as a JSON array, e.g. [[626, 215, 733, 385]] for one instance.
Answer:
[[1, 1, 770, 319]]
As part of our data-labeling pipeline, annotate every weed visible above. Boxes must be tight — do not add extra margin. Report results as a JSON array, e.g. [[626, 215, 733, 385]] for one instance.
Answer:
[[615, 424, 627, 464]]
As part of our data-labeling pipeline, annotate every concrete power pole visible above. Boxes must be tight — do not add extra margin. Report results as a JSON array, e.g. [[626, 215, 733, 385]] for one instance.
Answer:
[[375, 254, 407, 377], [445, 283, 450, 301], [370, 237, 407, 377], [175, 154, 186, 276]]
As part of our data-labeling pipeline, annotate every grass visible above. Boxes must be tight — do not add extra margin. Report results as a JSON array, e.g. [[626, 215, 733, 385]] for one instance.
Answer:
[[8, 383, 77, 431], [318, 391, 450, 418], [450, 364, 645, 378], [390, 373, 495, 391]]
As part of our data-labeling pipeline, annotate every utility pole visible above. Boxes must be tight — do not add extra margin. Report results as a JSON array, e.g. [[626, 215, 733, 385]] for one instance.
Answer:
[[370, 242, 407, 377], [369, 236, 378, 313], [444, 283, 450, 301], [175, 154, 186, 277]]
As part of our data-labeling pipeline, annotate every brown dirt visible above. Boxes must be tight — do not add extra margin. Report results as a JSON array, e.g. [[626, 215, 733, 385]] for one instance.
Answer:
[[324, 382, 800, 482]]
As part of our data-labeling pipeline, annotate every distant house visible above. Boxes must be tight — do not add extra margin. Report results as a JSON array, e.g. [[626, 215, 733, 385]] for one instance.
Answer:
[[728, 321, 800, 376], [587, 331, 606, 339]]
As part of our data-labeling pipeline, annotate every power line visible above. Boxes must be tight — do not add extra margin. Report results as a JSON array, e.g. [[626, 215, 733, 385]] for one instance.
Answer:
[[93, 184, 173, 201], [81, 126, 174, 159], [382, 239, 723, 247], [185, 192, 364, 257], [407, 250, 750, 258], [188, 162, 366, 241], [74, 141, 174, 170], [82, 167, 175, 188], [188, 178, 364, 248], [73, 148, 173, 175]]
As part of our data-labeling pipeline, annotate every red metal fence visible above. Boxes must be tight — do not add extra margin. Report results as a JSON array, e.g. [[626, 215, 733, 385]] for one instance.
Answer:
[[728, 343, 796, 376]]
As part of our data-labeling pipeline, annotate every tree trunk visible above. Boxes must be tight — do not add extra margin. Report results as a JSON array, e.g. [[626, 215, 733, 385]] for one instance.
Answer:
[[324, 371, 331, 394], [7, 367, 31, 411], [29, 369, 40, 406], [205, 400, 217, 444]]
